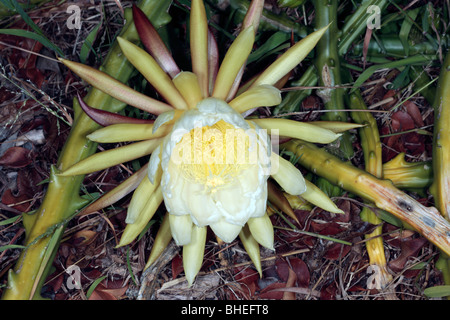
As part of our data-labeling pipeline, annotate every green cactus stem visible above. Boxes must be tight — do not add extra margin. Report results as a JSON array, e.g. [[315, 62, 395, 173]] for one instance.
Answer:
[[283, 139, 450, 257], [1, 0, 173, 300], [431, 51, 450, 290]]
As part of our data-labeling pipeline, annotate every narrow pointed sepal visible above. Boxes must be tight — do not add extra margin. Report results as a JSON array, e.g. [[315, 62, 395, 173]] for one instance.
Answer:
[[251, 25, 329, 87], [247, 214, 274, 250], [239, 225, 262, 277], [229, 85, 281, 114], [212, 26, 255, 100], [267, 180, 299, 224], [301, 180, 344, 214], [58, 58, 173, 115], [183, 225, 207, 286], [308, 121, 365, 133], [145, 212, 172, 269], [190, 0, 209, 97], [117, 186, 163, 247], [126, 173, 161, 224], [270, 153, 306, 196], [77, 94, 153, 126], [132, 5, 180, 78], [87, 123, 172, 143], [59, 139, 161, 176], [251, 118, 341, 144], [117, 37, 188, 110], [80, 164, 148, 216], [207, 29, 219, 96]]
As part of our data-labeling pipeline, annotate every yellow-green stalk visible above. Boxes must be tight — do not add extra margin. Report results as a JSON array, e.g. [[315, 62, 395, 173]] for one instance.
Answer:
[[283, 139, 450, 256], [1, 0, 173, 300], [350, 91, 392, 291], [431, 52, 450, 290]]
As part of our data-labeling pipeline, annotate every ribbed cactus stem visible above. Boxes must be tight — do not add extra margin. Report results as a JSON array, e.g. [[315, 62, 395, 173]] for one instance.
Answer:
[[283, 140, 450, 256]]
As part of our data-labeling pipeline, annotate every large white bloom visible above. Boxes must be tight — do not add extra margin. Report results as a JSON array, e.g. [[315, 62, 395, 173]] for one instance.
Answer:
[[148, 98, 272, 244]]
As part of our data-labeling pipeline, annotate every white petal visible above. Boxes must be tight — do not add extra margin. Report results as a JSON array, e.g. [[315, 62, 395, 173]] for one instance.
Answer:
[[213, 182, 252, 225], [162, 160, 189, 215], [148, 145, 161, 184], [250, 186, 268, 218], [210, 219, 242, 243], [169, 214, 193, 246], [153, 110, 175, 133], [186, 184, 222, 226], [238, 165, 264, 196]]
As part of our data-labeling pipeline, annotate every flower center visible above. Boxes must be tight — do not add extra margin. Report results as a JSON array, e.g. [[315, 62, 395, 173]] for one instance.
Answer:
[[173, 119, 253, 190]]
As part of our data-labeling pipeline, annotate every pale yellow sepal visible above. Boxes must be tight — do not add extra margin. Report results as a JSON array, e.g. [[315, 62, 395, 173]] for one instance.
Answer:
[[87, 123, 172, 143], [251, 118, 341, 144], [173, 72, 203, 109], [247, 214, 274, 250], [169, 214, 193, 246], [183, 225, 207, 286], [251, 25, 329, 87], [270, 153, 306, 196], [126, 165, 162, 224], [308, 121, 365, 133], [59, 138, 162, 176], [284, 193, 313, 211], [229, 85, 281, 113], [117, 186, 164, 247], [242, 0, 264, 31], [212, 26, 255, 100], [80, 164, 148, 216], [145, 212, 172, 269], [301, 180, 344, 214], [117, 37, 188, 110], [239, 224, 262, 277], [190, 0, 209, 98], [58, 58, 172, 115]]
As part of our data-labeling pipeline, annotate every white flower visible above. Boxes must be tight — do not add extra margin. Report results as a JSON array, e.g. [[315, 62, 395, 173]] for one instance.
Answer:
[[149, 98, 272, 244]]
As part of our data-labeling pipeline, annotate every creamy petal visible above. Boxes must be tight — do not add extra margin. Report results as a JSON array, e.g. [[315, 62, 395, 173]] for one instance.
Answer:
[[162, 160, 189, 215], [186, 184, 222, 226], [250, 185, 268, 218], [213, 184, 245, 222], [210, 219, 243, 243], [169, 214, 193, 246]]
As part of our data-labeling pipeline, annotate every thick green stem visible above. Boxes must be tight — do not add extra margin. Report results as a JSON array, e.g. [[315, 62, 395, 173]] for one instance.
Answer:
[[1, 0, 173, 300], [351, 35, 447, 59], [274, 0, 389, 120], [283, 139, 450, 256], [312, 0, 353, 160], [430, 51, 450, 221], [431, 51, 450, 289], [350, 90, 394, 291], [210, 0, 308, 36]]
